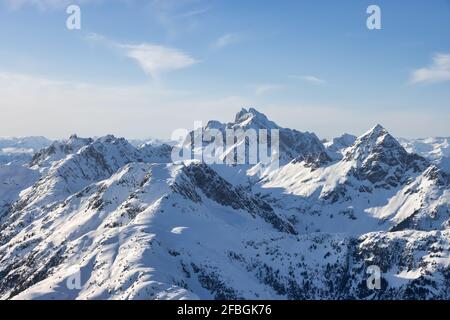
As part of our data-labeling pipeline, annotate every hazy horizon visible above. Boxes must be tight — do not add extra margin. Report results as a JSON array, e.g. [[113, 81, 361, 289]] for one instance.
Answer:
[[1, 105, 450, 142], [1, 0, 450, 140]]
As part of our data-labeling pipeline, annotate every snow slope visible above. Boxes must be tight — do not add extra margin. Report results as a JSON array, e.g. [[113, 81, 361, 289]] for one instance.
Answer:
[[400, 137, 450, 173], [0, 109, 449, 300], [0, 137, 52, 165]]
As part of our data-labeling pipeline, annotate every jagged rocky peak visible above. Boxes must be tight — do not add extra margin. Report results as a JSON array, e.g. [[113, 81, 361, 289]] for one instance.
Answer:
[[95, 134, 125, 145], [91, 134, 140, 150], [67, 134, 94, 149], [344, 124, 427, 186], [139, 143, 172, 163], [423, 164, 450, 186], [205, 120, 225, 130], [31, 134, 94, 167], [51, 134, 141, 177], [17, 135, 145, 209], [182, 108, 331, 167], [83, 134, 144, 166], [345, 124, 408, 163], [232, 107, 279, 130], [231, 107, 330, 166]]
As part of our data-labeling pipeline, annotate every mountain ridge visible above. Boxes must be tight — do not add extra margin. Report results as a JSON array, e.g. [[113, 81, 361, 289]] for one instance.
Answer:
[[0, 108, 449, 300]]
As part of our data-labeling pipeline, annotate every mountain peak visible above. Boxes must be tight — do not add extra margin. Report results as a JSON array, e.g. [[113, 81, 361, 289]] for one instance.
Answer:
[[344, 124, 427, 186], [346, 124, 405, 162], [235, 107, 260, 122], [364, 124, 387, 138], [30, 134, 93, 168], [66, 134, 93, 147], [232, 107, 279, 129], [96, 134, 121, 144], [205, 120, 224, 130], [372, 123, 385, 132], [355, 124, 397, 149]]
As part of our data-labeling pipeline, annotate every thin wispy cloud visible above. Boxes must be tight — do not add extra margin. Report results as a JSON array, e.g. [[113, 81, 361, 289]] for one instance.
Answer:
[[86, 33, 198, 81], [211, 33, 242, 49], [290, 75, 326, 85], [121, 43, 198, 80], [176, 7, 210, 18], [149, 0, 211, 39], [410, 53, 450, 84], [250, 84, 284, 96]]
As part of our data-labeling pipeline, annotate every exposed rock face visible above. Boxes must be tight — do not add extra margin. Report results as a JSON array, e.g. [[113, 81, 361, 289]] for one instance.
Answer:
[[400, 136, 450, 174], [344, 125, 427, 187], [183, 108, 331, 166], [181, 163, 297, 235], [30, 135, 93, 168], [1, 109, 449, 300], [139, 143, 173, 163]]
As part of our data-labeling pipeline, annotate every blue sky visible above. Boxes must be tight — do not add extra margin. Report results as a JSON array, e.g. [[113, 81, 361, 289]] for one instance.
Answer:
[[1, 0, 450, 139]]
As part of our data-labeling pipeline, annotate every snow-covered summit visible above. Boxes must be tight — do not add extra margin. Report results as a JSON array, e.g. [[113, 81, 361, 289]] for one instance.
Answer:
[[1, 109, 449, 300], [184, 108, 330, 167], [233, 107, 279, 130], [344, 124, 427, 186], [345, 124, 404, 161], [31, 134, 93, 169]]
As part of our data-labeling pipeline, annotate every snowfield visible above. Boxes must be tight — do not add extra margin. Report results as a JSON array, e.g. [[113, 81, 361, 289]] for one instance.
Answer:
[[0, 108, 449, 300]]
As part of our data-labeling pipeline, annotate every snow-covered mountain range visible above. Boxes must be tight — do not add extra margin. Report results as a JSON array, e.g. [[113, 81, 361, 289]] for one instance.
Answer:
[[0, 137, 52, 165], [399, 137, 450, 174], [0, 108, 449, 300]]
